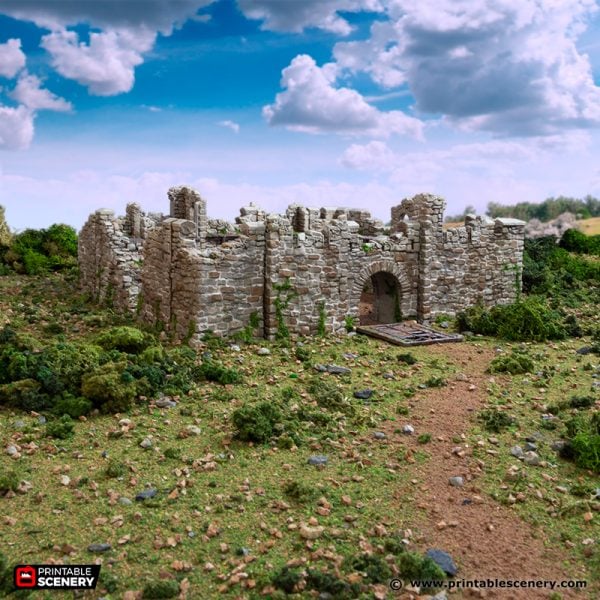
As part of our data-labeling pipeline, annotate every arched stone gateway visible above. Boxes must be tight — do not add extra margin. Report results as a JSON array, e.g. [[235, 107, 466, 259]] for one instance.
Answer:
[[79, 188, 525, 341], [350, 260, 417, 325]]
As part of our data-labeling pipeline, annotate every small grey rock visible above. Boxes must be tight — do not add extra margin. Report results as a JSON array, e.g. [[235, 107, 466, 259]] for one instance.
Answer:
[[524, 442, 538, 452], [156, 398, 177, 409], [373, 431, 386, 440], [440, 321, 449, 329], [382, 372, 395, 380], [523, 451, 540, 466], [236, 547, 250, 556], [186, 425, 201, 436], [308, 455, 328, 466], [402, 424, 415, 435], [257, 347, 271, 356], [551, 440, 566, 452], [139, 437, 153, 449], [101, 450, 109, 458], [576, 346, 592, 355], [14, 420, 25, 429], [135, 488, 158, 501], [37, 415, 47, 424], [354, 389, 373, 400], [119, 497, 133, 506], [6, 445, 18, 456], [323, 364, 351, 375], [230, 344, 241, 352], [87, 543, 111, 553], [510, 445, 524, 458], [426, 549, 458, 576], [449, 476, 464, 487], [526, 432, 543, 443]]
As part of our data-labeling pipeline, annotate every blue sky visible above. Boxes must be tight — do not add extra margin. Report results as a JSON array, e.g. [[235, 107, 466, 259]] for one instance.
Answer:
[[0, 0, 599, 230]]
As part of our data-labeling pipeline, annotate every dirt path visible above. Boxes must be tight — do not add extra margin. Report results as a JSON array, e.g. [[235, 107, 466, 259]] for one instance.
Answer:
[[383, 343, 586, 600]]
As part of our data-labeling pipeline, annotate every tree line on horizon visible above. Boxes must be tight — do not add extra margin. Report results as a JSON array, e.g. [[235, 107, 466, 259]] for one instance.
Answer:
[[445, 195, 600, 223]]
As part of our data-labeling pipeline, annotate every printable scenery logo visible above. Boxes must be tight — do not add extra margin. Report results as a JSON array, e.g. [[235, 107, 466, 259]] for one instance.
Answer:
[[14, 565, 101, 590]]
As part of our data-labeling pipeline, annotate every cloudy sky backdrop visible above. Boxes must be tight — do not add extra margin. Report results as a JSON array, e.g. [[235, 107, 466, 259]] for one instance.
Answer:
[[0, 0, 599, 229]]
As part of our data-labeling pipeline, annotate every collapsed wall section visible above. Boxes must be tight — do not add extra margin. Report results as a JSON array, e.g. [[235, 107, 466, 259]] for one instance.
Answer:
[[78, 204, 160, 311]]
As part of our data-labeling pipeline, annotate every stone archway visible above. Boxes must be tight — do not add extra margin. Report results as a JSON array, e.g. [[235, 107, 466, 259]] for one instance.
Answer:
[[360, 271, 401, 325], [351, 260, 416, 324]]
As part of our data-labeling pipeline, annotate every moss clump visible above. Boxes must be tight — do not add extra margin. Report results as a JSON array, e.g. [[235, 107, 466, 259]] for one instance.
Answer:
[[0, 469, 21, 494], [570, 433, 600, 473], [397, 552, 446, 590], [549, 395, 596, 414], [307, 377, 354, 415], [397, 352, 417, 365], [46, 414, 75, 439], [344, 553, 392, 583], [283, 480, 318, 503], [479, 408, 515, 433], [198, 361, 242, 385], [53, 394, 92, 418], [141, 580, 180, 599], [105, 459, 127, 478], [232, 401, 282, 443], [488, 350, 534, 375], [271, 566, 301, 594], [0, 379, 46, 411], [81, 363, 137, 413], [96, 326, 151, 354]]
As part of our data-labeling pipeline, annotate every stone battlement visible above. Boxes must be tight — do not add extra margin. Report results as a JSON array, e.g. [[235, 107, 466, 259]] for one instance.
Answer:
[[78, 186, 525, 341]]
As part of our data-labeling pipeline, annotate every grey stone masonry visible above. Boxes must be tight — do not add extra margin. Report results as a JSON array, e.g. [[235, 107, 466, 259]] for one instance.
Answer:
[[78, 186, 525, 342]]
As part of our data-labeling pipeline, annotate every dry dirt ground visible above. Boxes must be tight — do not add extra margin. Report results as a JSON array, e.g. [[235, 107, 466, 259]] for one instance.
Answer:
[[379, 343, 586, 600]]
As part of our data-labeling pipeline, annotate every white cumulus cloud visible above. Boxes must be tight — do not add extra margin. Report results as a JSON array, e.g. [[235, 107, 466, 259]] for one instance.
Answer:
[[11, 72, 72, 112], [0, 106, 34, 150], [263, 54, 423, 139], [333, 0, 600, 136], [237, 0, 384, 35], [0, 38, 26, 79], [41, 28, 156, 96]]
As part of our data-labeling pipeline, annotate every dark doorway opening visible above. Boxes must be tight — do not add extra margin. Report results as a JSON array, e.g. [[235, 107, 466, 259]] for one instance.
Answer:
[[359, 271, 401, 325]]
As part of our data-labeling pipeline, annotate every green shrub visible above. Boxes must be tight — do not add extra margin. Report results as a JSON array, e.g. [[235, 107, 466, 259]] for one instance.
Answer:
[[570, 432, 600, 472], [283, 480, 318, 503], [81, 363, 137, 413], [105, 459, 127, 478], [0, 469, 21, 494], [96, 326, 151, 354], [199, 361, 242, 385], [418, 433, 432, 444], [479, 408, 515, 432], [343, 553, 392, 583], [457, 298, 566, 341], [306, 569, 361, 599], [272, 566, 301, 594], [397, 552, 446, 589], [232, 401, 282, 443], [307, 377, 353, 415], [0, 378, 45, 410], [46, 414, 75, 439], [295, 345, 311, 363], [397, 352, 417, 365], [549, 395, 596, 414], [425, 376, 446, 388], [559, 228, 600, 256], [488, 350, 534, 375], [53, 394, 92, 418]]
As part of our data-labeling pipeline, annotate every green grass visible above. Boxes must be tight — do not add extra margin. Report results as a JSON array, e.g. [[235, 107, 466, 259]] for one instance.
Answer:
[[0, 273, 599, 598]]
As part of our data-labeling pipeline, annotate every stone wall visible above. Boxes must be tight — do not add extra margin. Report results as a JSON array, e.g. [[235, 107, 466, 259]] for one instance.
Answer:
[[78, 187, 525, 341]]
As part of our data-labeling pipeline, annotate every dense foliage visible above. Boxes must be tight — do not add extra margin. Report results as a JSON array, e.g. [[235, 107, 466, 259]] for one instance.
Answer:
[[0, 223, 78, 275], [487, 195, 600, 221]]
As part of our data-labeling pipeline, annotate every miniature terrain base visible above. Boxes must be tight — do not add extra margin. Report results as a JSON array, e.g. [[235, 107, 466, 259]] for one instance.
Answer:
[[356, 321, 464, 346]]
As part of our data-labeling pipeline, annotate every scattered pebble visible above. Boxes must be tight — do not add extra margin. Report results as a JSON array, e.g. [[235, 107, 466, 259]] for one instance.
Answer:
[[449, 476, 464, 487], [523, 451, 541, 466], [372, 431, 386, 440], [257, 348, 270, 356], [510, 445, 524, 458], [307, 455, 328, 466], [354, 389, 373, 400], [155, 398, 177, 409], [139, 438, 153, 449], [5, 445, 18, 456], [119, 497, 133, 506], [426, 549, 458, 576], [135, 488, 158, 501], [87, 543, 111, 553], [402, 424, 415, 435]]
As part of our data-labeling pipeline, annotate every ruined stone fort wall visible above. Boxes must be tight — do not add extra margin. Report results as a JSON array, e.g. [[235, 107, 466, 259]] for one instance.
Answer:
[[78, 187, 525, 341]]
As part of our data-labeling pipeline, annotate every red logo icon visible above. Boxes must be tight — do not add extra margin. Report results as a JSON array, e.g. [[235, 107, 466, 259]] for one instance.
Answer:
[[15, 566, 37, 588]]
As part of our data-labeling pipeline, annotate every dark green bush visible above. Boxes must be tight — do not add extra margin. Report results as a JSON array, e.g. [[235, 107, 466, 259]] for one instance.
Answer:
[[307, 377, 353, 414], [46, 414, 75, 439], [396, 552, 446, 589], [81, 363, 137, 413], [53, 394, 92, 418], [559, 228, 600, 256], [306, 569, 361, 599], [479, 408, 515, 432], [283, 480, 318, 503], [0, 469, 21, 494], [570, 432, 600, 472], [105, 459, 127, 478], [343, 553, 392, 583], [488, 350, 534, 375], [96, 326, 151, 354], [397, 352, 418, 365], [198, 361, 242, 385], [457, 298, 566, 342], [232, 401, 281, 443], [271, 566, 301, 594]]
